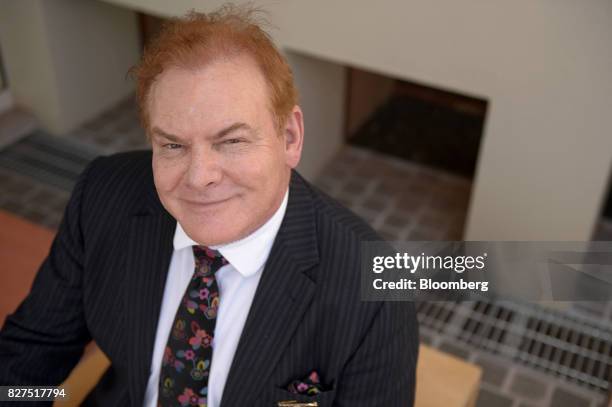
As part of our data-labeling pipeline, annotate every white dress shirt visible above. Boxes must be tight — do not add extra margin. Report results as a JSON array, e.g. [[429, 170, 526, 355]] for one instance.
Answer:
[[143, 189, 289, 407]]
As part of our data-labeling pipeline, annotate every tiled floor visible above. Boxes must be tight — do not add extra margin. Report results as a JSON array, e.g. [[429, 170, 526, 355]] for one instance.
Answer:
[[0, 97, 610, 406], [314, 145, 471, 241], [314, 146, 610, 407], [0, 97, 147, 229], [68, 96, 149, 153], [0, 166, 70, 229]]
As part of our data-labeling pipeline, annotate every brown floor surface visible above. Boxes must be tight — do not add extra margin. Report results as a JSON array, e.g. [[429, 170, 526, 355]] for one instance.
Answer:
[[0, 210, 55, 325]]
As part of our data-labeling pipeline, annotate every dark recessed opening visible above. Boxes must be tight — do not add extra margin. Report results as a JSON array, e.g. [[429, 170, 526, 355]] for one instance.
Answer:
[[345, 67, 488, 179]]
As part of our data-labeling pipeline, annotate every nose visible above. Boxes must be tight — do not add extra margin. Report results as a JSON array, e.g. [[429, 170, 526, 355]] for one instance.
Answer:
[[184, 148, 223, 189]]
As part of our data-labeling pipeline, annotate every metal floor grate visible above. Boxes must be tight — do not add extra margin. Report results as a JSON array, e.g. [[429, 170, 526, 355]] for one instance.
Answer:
[[458, 301, 516, 353], [416, 299, 612, 393], [0, 131, 103, 190], [417, 299, 612, 393], [416, 301, 456, 333], [516, 308, 612, 392]]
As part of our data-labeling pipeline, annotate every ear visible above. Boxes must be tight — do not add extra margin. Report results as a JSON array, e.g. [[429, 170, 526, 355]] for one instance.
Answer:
[[282, 105, 304, 169]]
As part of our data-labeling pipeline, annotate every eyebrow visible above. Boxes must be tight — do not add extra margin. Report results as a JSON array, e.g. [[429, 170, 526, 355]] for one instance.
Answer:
[[151, 122, 255, 142]]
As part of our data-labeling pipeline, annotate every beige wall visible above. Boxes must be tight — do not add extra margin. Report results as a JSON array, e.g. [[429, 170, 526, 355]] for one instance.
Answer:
[[285, 51, 346, 180], [101, 0, 612, 240], [0, 0, 140, 134], [0, 1, 61, 130]]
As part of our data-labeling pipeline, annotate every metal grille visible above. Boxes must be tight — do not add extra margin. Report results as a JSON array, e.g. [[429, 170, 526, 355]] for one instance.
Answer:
[[516, 310, 612, 392], [418, 299, 612, 393], [0, 131, 102, 190], [458, 301, 516, 354], [416, 301, 456, 333]]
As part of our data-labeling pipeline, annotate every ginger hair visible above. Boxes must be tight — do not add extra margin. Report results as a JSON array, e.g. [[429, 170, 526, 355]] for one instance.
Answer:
[[129, 5, 298, 135]]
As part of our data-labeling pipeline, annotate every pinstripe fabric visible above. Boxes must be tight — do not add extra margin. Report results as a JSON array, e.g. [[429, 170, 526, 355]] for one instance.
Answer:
[[0, 151, 419, 406]]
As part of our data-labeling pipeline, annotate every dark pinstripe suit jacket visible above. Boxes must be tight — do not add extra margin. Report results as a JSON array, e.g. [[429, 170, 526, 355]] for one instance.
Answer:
[[0, 151, 419, 406]]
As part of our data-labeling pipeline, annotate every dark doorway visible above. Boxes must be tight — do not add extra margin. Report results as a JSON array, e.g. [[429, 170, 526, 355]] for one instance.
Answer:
[[345, 67, 487, 178]]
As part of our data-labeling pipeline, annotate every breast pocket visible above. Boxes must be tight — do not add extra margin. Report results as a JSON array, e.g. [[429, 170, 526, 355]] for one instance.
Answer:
[[263, 385, 337, 407]]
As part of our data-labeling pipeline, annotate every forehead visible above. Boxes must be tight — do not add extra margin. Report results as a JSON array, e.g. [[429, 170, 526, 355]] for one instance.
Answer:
[[148, 55, 272, 133]]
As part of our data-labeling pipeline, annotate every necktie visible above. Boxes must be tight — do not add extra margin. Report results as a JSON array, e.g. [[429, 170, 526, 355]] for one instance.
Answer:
[[158, 246, 228, 407]]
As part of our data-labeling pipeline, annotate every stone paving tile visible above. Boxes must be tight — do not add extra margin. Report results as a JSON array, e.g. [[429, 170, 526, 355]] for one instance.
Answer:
[[395, 193, 425, 213], [419, 208, 450, 230], [0, 167, 66, 229], [42, 213, 63, 230], [510, 372, 548, 401], [404, 181, 433, 198], [384, 211, 413, 229], [550, 387, 591, 407], [68, 97, 148, 153], [374, 182, 398, 198], [335, 193, 358, 209], [23, 208, 48, 224], [407, 226, 443, 241], [4, 181, 31, 195], [49, 197, 69, 215], [379, 178, 412, 196], [342, 179, 368, 196], [314, 179, 338, 196], [475, 387, 513, 407], [353, 207, 380, 225], [475, 355, 509, 387], [362, 196, 388, 212], [30, 189, 59, 204], [1, 199, 23, 214], [375, 224, 404, 241]]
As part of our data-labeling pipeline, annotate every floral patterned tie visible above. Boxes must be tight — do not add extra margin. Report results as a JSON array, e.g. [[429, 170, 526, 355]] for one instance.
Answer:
[[158, 246, 228, 407]]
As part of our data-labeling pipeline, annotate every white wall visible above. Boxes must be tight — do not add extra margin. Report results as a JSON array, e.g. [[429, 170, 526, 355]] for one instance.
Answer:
[[100, 0, 612, 240], [0, 0, 140, 134], [0, 1, 61, 130], [285, 51, 346, 180]]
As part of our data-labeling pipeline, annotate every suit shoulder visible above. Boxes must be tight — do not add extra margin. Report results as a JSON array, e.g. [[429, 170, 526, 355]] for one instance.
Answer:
[[86, 150, 152, 183], [78, 150, 154, 215]]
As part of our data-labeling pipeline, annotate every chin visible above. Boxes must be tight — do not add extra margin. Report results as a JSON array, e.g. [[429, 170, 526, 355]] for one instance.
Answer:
[[182, 216, 243, 246]]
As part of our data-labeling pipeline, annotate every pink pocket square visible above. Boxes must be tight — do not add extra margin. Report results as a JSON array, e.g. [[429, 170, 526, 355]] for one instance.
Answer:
[[286, 371, 323, 396]]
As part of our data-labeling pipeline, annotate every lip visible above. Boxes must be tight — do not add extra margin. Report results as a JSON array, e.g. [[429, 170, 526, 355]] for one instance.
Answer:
[[181, 196, 233, 207]]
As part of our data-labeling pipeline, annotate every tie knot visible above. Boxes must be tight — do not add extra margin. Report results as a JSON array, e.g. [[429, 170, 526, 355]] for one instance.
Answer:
[[192, 246, 228, 268]]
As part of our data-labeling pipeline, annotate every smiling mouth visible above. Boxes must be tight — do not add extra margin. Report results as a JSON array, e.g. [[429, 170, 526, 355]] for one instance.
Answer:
[[181, 196, 233, 207]]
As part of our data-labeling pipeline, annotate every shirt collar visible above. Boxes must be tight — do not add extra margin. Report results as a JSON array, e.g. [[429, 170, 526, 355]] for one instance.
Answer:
[[173, 188, 289, 277]]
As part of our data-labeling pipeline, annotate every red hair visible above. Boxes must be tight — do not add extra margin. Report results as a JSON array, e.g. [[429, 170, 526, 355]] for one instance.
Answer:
[[129, 5, 298, 134]]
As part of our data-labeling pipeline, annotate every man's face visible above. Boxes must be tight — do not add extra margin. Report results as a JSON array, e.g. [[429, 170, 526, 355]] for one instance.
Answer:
[[148, 55, 302, 246]]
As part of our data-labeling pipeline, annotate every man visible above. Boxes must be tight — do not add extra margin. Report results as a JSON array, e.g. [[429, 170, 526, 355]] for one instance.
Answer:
[[0, 6, 418, 406]]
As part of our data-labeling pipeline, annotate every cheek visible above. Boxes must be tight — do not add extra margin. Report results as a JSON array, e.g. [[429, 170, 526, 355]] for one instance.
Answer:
[[153, 158, 184, 192], [237, 158, 281, 191], [222, 152, 264, 180]]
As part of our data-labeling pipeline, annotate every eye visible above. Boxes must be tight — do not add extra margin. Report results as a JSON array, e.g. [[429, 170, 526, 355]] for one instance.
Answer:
[[224, 138, 243, 145], [163, 143, 183, 150]]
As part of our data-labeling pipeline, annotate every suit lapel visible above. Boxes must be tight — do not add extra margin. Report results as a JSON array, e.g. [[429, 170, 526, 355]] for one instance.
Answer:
[[220, 171, 320, 406], [125, 180, 176, 407]]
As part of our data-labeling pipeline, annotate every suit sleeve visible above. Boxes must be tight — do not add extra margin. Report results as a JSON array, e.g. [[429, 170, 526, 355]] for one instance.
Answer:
[[335, 301, 420, 407], [0, 159, 97, 396]]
